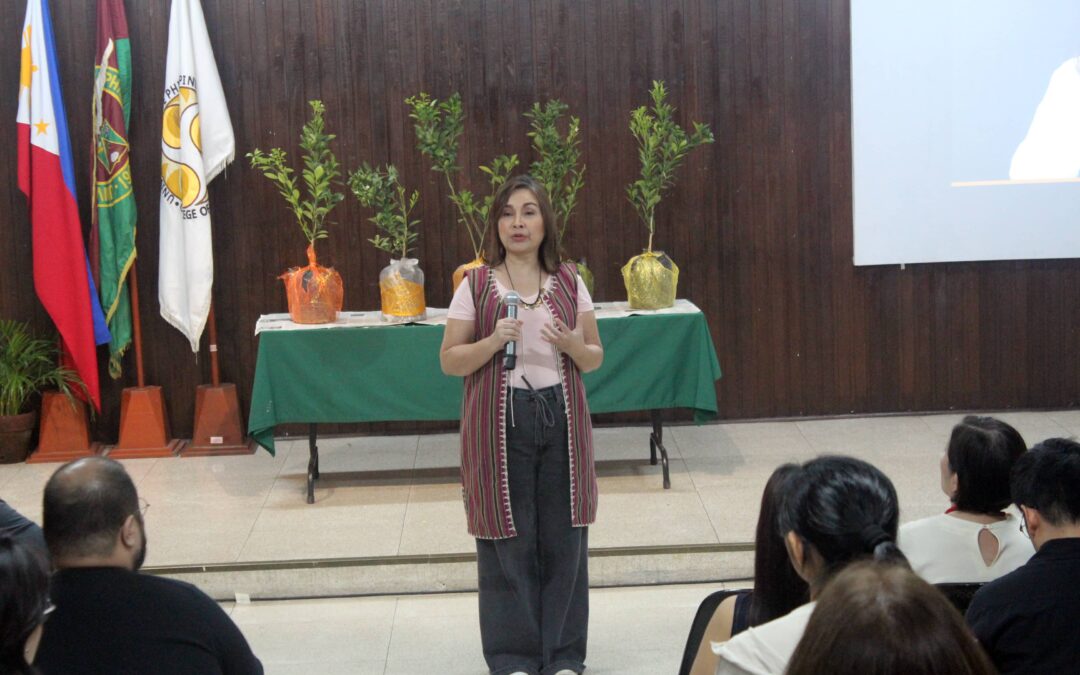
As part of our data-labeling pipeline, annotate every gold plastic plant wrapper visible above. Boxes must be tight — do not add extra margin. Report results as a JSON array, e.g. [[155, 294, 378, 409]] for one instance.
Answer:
[[452, 256, 486, 292], [380, 258, 427, 322], [280, 244, 343, 324], [621, 250, 679, 310]]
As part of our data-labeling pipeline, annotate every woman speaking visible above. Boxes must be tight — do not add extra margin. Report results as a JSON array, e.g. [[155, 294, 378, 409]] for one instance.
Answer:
[[441, 175, 603, 675]]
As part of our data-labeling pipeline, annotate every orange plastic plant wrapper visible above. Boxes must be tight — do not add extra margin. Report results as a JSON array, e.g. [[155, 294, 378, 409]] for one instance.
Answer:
[[280, 244, 343, 324], [452, 256, 486, 292]]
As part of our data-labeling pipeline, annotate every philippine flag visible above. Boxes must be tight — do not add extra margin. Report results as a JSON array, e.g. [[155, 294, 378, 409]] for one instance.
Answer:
[[17, 0, 110, 410]]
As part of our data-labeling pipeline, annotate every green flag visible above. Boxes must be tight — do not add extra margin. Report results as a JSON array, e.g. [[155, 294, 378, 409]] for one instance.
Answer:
[[92, 0, 136, 379]]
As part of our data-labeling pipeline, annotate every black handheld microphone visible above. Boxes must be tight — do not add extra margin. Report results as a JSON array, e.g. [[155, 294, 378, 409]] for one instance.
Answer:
[[503, 291, 520, 370]]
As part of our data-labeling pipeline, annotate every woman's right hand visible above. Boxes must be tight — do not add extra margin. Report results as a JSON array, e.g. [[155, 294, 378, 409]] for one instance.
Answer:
[[489, 317, 522, 348]]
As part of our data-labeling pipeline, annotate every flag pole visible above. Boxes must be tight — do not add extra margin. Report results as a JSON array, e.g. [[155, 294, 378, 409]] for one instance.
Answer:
[[128, 259, 145, 388], [208, 300, 220, 386]]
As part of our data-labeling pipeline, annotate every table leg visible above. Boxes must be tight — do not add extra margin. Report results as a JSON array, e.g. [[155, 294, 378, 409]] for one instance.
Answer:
[[649, 410, 671, 489], [307, 423, 319, 504]]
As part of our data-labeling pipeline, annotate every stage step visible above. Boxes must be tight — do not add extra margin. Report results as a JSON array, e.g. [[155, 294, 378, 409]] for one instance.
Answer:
[[150, 542, 753, 601]]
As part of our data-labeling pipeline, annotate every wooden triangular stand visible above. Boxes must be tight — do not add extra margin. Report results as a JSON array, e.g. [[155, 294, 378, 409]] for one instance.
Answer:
[[26, 392, 102, 463], [182, 383, 254, 456], [105, 386, 183, 458]]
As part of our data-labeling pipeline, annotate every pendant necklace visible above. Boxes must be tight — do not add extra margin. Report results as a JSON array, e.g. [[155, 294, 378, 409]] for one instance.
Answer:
[[504, 264, 545, 309]]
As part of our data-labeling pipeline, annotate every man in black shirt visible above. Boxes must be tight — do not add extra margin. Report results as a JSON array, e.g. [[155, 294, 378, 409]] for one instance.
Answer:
[[34, 457, 263, 675], [0, 498, 46, 554], [966, 438, 1080, 675]]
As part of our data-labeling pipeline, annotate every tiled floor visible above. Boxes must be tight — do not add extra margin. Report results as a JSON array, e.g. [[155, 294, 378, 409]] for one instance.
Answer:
[[2, 410, 1078, 567], [222, 581, 719, 674]]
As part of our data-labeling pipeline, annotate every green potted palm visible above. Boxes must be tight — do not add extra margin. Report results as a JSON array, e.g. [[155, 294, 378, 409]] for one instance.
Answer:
[[524, 100, 592, 293], [247, 100, 346, 323], [349, 163, 427, 323], [0, 319, 86, 463], [624, 80, 714, 309], [405, 92, 519, 290]]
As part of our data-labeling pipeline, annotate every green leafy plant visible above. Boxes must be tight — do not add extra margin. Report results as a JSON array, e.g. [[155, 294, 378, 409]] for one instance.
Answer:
[[627, 81, 714, 252], [525, 100, 585, 252], [406, 92, 519, 259], [0, 319, 86, 417], [247, 100, 345, 246], [349, 164, 421, 260]]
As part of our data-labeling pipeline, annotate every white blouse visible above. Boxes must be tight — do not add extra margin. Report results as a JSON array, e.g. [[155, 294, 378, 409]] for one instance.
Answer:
[[713, 602, 816, 675], [898, 511, 1034, 584]]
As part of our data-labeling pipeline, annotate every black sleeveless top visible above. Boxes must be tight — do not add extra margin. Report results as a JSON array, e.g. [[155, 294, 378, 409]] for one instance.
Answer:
[[731, 590, 755, 637]]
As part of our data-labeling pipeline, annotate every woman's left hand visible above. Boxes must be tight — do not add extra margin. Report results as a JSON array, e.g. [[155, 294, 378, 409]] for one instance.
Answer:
[[540, 317, 584, 353]]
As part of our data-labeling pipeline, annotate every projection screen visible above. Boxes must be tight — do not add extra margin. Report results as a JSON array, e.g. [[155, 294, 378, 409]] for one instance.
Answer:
[[851, 1, 1080, 265]]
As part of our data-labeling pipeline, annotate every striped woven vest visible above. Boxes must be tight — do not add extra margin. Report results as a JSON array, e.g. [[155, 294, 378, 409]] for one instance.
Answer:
[[459, 262, 599, 539]]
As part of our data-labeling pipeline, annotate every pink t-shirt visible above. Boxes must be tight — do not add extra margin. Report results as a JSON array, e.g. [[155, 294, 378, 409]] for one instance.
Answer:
[[447, 273, 595, 389]]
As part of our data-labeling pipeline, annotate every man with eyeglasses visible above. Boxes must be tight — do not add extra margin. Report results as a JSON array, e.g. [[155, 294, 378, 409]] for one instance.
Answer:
[[33, 457, 263, 674], [966, 438, 1080, 675]]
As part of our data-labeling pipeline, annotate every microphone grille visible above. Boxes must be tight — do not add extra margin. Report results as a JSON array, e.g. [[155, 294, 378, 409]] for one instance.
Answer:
[[504, 291, 521, 305]]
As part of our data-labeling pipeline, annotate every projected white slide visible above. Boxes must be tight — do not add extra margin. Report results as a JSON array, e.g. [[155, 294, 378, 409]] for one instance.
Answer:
[[851, 1, 1080, 265]]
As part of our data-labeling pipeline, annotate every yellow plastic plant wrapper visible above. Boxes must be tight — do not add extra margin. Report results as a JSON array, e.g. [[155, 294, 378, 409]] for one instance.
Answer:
[[452, 256, 486, 292], [280, 244, 343, 324], [622, 250, 679, 310], [575, 259, 596, 297], [380, 258, 427, 322]]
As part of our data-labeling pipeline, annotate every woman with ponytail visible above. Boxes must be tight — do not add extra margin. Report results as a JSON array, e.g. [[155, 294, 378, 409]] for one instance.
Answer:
[[713, 456, 906, 675]]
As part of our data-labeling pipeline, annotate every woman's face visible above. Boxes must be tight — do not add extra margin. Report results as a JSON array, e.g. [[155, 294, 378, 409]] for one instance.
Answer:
[[498, 188, 545, 258]]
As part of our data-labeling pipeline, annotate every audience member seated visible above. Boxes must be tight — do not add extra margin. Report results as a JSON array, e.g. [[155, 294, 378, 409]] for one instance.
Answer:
[[0, 535, 51, 675], [33, 457, 263, 675], [786, 561, 996, 675], [687, 464, 807, 675], [713, 455, 907, 675], [0, 499, 46, 555], [966, 438, 1080, 674], [899, 416, 1032, 583]]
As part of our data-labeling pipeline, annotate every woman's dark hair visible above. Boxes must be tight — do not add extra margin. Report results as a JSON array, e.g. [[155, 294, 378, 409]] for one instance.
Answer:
[[0, 536, 50, 674], [748, 464, 809, 625], [946, 416, 1027, 513], [778, 455, 906, 584], [786, 562, 997, 675], [482, 174, 560, 274]]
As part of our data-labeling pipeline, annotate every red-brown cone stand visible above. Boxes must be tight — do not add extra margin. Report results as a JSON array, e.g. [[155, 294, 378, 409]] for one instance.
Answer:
[[26, 392, 102, 463], [184, 382, 253, 456], [106, 385, 183, 458]]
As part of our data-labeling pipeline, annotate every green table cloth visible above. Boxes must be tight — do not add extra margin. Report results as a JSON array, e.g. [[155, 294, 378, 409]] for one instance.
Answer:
[[248, 305, 721, 453]]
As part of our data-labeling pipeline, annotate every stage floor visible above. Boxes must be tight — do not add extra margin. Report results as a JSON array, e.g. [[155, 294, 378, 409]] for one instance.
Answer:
[[2, 409, 1074, 569]]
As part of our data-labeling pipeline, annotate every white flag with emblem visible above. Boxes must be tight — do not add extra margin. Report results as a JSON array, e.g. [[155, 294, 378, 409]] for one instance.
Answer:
[[158, 0, 234, 352]]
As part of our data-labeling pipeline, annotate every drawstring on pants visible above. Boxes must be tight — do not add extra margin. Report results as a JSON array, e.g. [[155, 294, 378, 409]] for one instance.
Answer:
[[508, 376, 557, 430]]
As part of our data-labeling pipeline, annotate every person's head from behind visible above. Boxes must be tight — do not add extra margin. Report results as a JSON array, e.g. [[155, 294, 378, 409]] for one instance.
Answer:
[[1011, 437, 1080, 550], [43, 457, 146, 571], [0, 536, 51, 674], [786, 562, 996, 675], [750, 463, 809, 624], [941, 416, 1026, 513], [778, 455, 904, 594], [483, 174, 560, 273]]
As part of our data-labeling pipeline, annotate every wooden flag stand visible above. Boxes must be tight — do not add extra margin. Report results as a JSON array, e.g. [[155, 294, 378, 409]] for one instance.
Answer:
[[106, 262, 183, 458], [183, 304, 253, 456], [26, 392, 102, 463]]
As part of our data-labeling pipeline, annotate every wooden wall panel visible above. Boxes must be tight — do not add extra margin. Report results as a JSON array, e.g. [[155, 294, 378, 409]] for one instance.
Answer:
[[1, 0, 1077, 442]]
